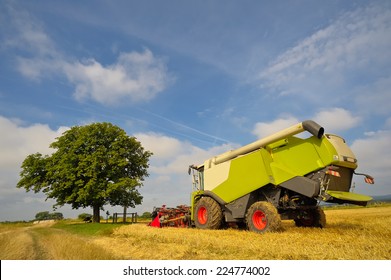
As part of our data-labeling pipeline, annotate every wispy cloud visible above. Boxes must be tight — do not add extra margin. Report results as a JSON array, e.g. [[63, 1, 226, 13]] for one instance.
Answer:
[[1, 3, 56, 57], [259, 3, 391, 104]]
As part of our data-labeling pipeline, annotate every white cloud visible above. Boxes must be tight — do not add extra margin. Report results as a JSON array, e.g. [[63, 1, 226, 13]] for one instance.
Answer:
[[351, 130, 391, 195], [135, 132, 234, 174], [252, 116, 299, 139], [0, 116, 69, 220], [0, 116, 67, 170], [135, 132, 187, 165], [17, 48, 173, 105], [313, 108, 360, 132], [63, 50, 174, 105]]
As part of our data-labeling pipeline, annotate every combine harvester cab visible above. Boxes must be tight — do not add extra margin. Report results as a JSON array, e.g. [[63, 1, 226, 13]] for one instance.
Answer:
[[189, 120, 374, 233]]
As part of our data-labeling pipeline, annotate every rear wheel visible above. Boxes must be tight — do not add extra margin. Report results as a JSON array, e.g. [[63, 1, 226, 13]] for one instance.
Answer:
[[194, 197, 223, 229], [246, 201, 281, 233], [294, 207, 326, 228]]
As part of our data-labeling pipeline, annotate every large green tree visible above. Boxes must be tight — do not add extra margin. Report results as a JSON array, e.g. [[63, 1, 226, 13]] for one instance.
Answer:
[[17, 122, 152, 223]]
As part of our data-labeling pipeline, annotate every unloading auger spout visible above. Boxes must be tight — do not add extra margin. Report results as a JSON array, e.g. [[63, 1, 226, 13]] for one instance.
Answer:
[[212, 120, 324, 165]]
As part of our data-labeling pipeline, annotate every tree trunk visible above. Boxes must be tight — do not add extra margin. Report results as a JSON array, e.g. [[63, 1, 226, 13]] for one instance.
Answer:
[[123, 206, 127, 223], [93, 205, 100, 223]]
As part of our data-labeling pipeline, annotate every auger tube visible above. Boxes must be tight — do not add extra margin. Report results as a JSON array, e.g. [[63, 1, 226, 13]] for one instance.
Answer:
[[212, 120, 324, 165]]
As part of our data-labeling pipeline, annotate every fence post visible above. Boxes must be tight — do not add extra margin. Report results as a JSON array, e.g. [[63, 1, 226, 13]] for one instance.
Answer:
[[123, 206, 127, 223]]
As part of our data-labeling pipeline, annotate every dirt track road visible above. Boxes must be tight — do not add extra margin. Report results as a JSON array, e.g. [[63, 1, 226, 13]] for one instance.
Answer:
[[0, 221, 55, 259]]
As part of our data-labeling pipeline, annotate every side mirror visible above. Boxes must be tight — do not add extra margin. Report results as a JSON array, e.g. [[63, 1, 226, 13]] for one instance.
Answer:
[[354, 171, 374, 184]]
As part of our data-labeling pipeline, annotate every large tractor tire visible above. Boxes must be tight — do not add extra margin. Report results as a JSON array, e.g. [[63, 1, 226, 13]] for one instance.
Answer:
[[194, 197, 223, 229], [246, 201, 282, 233], [294, 207, 326, 228]]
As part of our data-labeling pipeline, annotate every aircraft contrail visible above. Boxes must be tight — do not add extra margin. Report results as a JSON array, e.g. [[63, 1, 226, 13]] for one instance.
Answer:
[[55, 104, 231, 145], [138, 108, 231, 144]]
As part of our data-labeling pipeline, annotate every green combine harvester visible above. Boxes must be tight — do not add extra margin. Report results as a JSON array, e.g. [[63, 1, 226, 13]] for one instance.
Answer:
[[188, 120, 374, 233]]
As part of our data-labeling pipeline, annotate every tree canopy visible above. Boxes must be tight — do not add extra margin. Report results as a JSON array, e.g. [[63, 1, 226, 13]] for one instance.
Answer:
[[17, 122, 152, 223], [35, 211, 63, 220]]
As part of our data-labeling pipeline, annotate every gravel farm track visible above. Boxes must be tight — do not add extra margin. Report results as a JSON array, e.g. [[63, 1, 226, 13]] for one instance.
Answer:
[[1, 205, 391, 260]]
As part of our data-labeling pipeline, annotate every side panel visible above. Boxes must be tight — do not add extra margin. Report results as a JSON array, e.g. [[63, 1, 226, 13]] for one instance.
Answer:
[[270, 136, 326, 185], [209, 149, 272, 203]]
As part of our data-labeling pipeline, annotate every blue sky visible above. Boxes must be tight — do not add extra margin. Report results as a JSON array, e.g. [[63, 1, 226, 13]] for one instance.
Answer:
[[1, 0, 390, 221]]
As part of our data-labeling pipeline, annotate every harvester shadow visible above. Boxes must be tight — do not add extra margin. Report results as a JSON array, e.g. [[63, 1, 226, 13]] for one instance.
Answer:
[[324, 222, 366, 231]]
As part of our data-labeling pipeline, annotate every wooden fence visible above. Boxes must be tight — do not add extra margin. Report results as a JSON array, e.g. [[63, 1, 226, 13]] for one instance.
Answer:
[[112, 212, 137, 224]]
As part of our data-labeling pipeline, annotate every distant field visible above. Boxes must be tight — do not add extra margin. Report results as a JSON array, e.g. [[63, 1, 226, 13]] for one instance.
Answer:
[[1, 205, 390, 260]]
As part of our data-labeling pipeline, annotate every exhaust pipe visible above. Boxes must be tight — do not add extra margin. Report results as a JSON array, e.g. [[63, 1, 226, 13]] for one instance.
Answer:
[[212, 120, 324, 165]]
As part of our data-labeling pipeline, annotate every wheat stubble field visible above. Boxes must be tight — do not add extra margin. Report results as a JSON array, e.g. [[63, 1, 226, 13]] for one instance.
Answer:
[[1, 205, 390, 260]]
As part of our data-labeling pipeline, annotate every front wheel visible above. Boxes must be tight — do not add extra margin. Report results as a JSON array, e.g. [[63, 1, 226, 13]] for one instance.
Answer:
[[246, 201, 282, 233], [194, 197, 223, 229]]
